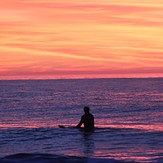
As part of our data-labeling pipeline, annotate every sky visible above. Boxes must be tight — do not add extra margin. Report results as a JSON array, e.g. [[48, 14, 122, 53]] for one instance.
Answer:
[[0, 0, 163, 79]]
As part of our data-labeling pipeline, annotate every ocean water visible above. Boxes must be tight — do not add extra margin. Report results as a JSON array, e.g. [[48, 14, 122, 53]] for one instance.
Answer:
[[0, 78, 163, 163]]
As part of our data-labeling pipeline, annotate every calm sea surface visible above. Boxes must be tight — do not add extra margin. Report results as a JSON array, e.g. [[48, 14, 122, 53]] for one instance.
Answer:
[[0, 78, 163, 162]]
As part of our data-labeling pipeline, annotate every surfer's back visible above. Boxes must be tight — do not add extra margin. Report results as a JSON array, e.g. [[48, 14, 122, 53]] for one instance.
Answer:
[[76, 106, 94, 131], [81, 113, 94, 131]]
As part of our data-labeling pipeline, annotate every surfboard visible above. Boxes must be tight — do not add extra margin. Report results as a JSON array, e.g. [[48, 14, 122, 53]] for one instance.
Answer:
[[58, 125, 76, 129], [58, 125, 66, 128], [58, 125, 94, 132]]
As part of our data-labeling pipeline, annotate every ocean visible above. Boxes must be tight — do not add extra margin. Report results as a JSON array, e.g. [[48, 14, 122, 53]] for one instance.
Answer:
[[0, 78, 163, 163]]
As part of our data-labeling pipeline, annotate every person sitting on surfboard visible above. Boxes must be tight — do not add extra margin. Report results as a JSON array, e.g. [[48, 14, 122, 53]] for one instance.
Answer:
[[76, 106, 94, 131]]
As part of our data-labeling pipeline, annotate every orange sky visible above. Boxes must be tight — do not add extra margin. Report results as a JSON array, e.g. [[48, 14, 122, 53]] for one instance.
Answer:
[[0, 0, 163, 79]]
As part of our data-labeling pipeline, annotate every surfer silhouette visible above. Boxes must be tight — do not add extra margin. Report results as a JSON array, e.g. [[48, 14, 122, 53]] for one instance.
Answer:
[[76, 106, 94, 131]]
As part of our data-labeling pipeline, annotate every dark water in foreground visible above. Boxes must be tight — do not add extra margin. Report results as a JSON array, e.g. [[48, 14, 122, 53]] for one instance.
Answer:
[[0, 78, 163, 162]]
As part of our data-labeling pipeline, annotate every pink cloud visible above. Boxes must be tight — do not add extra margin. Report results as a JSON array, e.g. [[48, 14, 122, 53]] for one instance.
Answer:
[[0, 0, 163, 79]]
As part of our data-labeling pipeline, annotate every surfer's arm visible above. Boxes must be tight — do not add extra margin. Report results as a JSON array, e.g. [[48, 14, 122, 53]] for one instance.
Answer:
[[76, 116, 83, 128]]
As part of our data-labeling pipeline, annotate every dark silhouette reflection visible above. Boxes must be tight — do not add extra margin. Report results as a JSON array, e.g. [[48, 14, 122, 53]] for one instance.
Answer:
[[76, 106, 94, 132], [82, 132, 95, 157]]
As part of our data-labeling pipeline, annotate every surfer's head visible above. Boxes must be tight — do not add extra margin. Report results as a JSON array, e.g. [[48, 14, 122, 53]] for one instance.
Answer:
[[84, 106, 90, 114]]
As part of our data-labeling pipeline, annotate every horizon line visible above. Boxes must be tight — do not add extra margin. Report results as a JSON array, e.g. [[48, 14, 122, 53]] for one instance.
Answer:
[[0, 76, 163, 81]]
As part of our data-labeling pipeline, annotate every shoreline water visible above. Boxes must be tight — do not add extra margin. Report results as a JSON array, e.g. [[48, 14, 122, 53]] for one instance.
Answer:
[[0, 153, 138, 163]]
